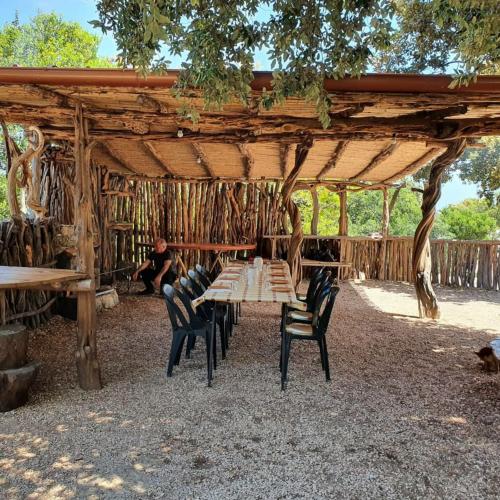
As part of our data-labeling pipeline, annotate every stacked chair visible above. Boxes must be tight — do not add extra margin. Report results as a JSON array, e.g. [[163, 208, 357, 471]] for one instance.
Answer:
[[163, 264, 235, 386], [280, 268, 340, 391], [163, 284, 216, 385]]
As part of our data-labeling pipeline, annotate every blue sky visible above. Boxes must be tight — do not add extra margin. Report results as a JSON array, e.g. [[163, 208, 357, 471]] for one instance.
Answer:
[[0, 1, 481, 208]]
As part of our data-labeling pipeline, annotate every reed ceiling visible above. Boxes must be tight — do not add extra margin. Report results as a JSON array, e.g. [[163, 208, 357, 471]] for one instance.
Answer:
[[1, 69, 499, 184]]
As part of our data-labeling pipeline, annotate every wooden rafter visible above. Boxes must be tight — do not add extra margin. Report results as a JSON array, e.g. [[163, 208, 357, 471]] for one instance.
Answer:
[[349, 141, 400, 181], [22, 84, 69, 106], [136, 93, 168, 113], [237, 144, 255, 178], [330, 103, 366, 118], [316, 141, 348, 179], [403, 105, 468, 121], [142, 141, 173, 176], [279, 144, 291, 178], [381, 148, 445, 184], [97, 142, 136, 174], [192, 143, 215, 177]]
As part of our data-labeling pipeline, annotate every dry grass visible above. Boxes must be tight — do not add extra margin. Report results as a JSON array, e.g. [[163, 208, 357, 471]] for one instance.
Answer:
[[1, 280, 499, 499]]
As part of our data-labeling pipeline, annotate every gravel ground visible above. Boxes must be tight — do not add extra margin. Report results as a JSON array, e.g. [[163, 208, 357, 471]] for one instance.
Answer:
[[1, 280, 499, 499]]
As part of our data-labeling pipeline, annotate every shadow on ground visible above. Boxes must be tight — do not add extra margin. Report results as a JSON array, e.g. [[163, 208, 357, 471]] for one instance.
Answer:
[[1, 280, 499, 499]]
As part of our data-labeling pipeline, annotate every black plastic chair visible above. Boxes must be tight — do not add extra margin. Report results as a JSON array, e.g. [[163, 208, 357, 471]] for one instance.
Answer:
[[295, 266, 325, 303], [163, 284, 215, 385], [294, 266, 326, 305], [186, 270, 229, 358], [280, 284, 340, 390], [195, 264, 212, 287], [285, 271, 332, 324]]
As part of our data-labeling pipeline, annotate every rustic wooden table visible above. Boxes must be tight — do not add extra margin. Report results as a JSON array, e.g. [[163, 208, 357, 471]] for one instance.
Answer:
[[0, 266, 101, 390]]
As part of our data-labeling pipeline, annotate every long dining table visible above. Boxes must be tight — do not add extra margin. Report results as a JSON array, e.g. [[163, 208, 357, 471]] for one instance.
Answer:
[[192, 260, 299, 308]]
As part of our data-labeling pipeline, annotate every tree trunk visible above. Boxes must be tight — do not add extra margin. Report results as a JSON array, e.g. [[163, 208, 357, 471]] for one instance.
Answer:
[[378, 187, 390, 280], [338, 190, 348, 236], [282, 136, 313, 285], [74, 104, 102, 390], [310, 187, 319, 235], [412, 139, 467, 319]]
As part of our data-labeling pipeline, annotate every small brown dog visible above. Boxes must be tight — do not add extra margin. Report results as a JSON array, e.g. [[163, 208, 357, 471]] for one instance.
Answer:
[[475, 346, 500, 373]]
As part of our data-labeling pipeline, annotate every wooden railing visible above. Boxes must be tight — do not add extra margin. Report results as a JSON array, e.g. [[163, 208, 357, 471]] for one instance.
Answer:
[[263, 235, 500, 291]]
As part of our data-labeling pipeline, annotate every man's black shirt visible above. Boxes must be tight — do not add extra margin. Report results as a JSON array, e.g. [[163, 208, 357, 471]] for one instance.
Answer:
[[148, 250, 177, 274]]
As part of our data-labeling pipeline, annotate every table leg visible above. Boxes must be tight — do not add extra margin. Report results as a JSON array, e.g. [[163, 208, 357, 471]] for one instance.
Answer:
[[208, 303, 217, 386], [0, 290, 6, 325], [76, 288, 102, 390]]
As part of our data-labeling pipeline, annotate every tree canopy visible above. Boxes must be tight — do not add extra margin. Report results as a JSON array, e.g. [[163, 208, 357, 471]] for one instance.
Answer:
[[0, 12, 115, 176], [451, 137, 500, 205], [94, 0, 499, 126], [293, 187, 498, 240], [440, 199, 498, 240], [0, 12, 113, 68]]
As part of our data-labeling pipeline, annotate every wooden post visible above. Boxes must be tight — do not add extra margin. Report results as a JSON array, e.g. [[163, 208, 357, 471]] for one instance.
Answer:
[[338, 190, 348, 236], [378, 187, 390, 280], [412, 139, 467, 319], [282, 136, 314, 285], [74, 104, 102, 390], [310, 187, 319, 235]]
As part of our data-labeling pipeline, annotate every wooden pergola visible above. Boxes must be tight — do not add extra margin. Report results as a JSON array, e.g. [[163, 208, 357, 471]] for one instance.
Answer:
[[1, 68, 499, 389]]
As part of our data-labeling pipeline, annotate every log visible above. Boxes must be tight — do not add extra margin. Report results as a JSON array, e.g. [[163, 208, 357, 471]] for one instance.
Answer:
[[0, 323, 29, 370], [0, 362, 40, 412]]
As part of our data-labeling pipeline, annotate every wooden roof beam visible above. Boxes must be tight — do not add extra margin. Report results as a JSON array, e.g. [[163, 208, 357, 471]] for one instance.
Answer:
[[279, 144, 291, 178], [237, 144, 255, 178], [403, 105, 468, 120], [141, 141, 173, 176], [22, 84, 70, 107], [381, 148, 445, 184], [136, 93, 169, 113], [349, 141, 400, 181], [330, 103, 367, 118], [192, 143, 215, 177], [97, 142, 137, 174], [317, 141, 349, 179]]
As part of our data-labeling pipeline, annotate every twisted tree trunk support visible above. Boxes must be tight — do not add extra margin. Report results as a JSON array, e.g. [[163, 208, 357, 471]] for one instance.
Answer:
[[412, 139, 467, 319], [282, 136, 314, 285], [6, 127, 44, 218], [74, 104, 102, 390]]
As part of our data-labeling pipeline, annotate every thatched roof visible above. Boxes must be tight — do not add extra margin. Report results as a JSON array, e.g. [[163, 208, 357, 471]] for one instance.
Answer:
[[1, 68, 499, 184]]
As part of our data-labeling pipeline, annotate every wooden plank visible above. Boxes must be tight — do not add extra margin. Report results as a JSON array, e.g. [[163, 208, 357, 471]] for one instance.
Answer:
[[0, 266, 88, 289]]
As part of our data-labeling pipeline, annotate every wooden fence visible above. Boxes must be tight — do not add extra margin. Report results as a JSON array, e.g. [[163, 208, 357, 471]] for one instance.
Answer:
[[0, 218, 58, 327], [265, 235, 500, 291]]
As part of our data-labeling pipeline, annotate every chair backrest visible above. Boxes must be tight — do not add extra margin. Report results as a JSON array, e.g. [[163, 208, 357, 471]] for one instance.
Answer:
[[194, 265, 212, 289], [163, 284, 190, 331], [305, 266, 325, 304], [180, 276, 197, 299], [164, 284, 207, 330], [306, 269, 330, 312], [188, 269, 207, 295], [179, 276, 211, 322], [312, 285, 341, 335], [195, 264, 212, 282]]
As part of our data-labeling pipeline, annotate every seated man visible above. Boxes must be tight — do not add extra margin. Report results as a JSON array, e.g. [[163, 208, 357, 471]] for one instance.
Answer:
[[132, 238, 178, 295]]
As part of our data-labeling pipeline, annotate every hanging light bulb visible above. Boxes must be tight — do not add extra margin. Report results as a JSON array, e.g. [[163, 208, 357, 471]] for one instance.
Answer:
[[197, 156, 202, 164], [177, 129, 183, 138]]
